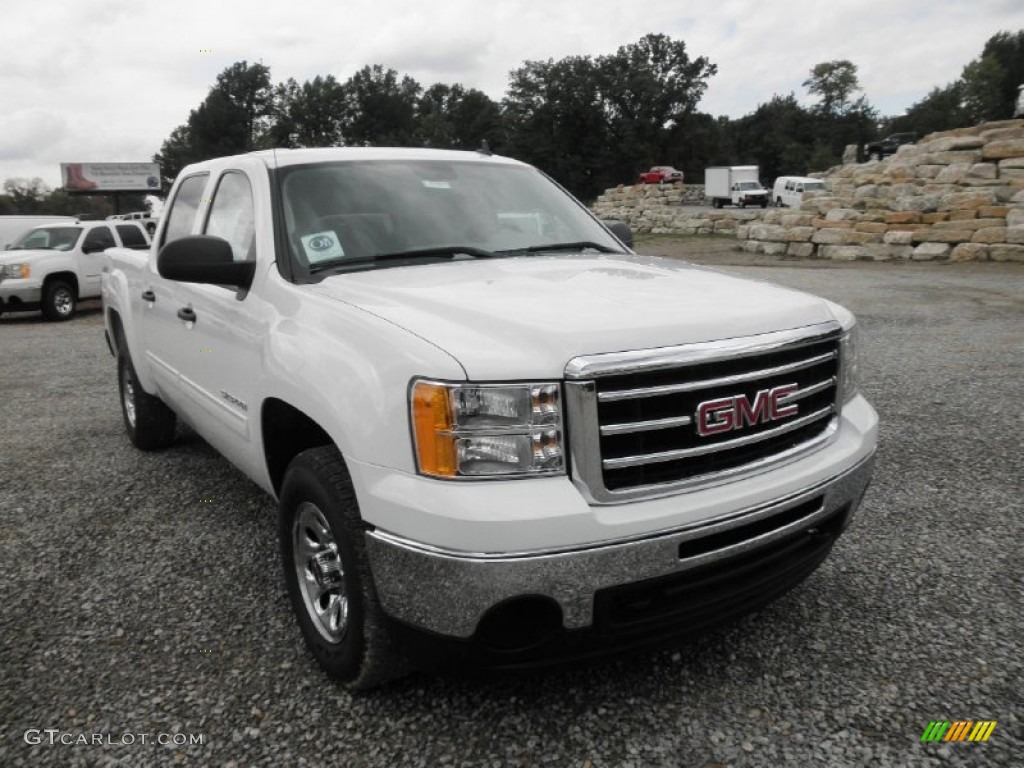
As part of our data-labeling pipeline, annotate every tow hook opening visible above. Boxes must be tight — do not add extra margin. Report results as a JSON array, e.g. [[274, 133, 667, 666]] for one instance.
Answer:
[[476, 596, 563, 653]]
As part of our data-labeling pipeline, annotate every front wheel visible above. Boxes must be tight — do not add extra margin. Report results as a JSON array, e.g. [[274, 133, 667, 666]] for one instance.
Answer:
[[279, 446, 408, 690], [42, 280, 76, 321]]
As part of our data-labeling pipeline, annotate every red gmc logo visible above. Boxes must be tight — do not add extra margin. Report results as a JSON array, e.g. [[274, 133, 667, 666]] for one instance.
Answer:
[[696, 384, 799, 437]]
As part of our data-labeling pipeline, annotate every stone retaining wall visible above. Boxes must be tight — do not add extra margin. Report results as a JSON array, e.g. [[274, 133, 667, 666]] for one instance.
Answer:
[[738, 119, 1024, 262], [589, 119, 1024, 262], [592, 183, 706, 228]]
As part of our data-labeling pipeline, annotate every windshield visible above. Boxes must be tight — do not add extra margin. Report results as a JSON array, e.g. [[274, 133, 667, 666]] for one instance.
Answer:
[[279, 159, 623, 276], [10, 226, 82, 251], [736, 181, 762, 191]]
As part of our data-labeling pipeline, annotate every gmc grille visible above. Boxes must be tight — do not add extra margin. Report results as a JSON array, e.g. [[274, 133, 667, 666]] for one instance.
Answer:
[[565, 323, 843, 503]]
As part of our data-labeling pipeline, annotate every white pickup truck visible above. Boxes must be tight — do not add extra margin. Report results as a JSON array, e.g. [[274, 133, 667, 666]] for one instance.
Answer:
[[0, 220, 150, 320], [102, 147, 877, 689]]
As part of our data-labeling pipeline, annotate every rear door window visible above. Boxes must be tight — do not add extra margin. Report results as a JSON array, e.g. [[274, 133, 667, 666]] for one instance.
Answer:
[[82, 226, 116, 252], [115, 224, 148, 249]]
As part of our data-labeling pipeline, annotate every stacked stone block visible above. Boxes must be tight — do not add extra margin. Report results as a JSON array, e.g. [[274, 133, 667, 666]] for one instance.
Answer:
[[591, 183, 766, 235], [737, 119, 1024, 262], [588, 119, 1024, 262]]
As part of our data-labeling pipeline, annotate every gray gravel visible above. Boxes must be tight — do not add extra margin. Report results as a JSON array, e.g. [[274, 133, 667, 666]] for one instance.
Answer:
[[1, 259, 1022, 768]]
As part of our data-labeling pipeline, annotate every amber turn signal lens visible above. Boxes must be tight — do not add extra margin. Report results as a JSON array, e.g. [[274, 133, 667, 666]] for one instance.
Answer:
[[411, 381, 457, 477]]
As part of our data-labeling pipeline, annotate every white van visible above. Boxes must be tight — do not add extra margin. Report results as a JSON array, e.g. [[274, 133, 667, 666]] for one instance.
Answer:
[[772, 176, 827, 208]]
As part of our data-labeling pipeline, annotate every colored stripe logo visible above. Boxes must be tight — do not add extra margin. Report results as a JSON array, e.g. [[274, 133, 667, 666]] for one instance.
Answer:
[[921, 721, 997, 742]]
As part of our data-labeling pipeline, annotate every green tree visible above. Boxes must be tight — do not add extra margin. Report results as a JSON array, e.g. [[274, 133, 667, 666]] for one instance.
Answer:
[[213, 61, 275, 148], [2, 178, 49, 214], [597, 33, 718, 183], [503, 34, 717, 198], [729, 94, 816, 181], [271, 75, 348, 147], [973, 30, 1024, 120], [803, 60, 861, 117], [503, 55, 612, 199], [154, 61, 274, 186], [341, 65, 421, 146], [885, 82, 970, 135], [961, 55, 1006, 123], [416, 84, 504, 150], [803, 60, 877, 167]]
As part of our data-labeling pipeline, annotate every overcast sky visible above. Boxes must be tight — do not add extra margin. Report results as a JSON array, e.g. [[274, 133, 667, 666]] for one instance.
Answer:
[[2, 0, 1023, 189]]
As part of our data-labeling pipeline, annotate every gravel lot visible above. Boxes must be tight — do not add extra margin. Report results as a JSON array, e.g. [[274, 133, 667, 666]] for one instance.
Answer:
[[1, 243, 1021, 767]]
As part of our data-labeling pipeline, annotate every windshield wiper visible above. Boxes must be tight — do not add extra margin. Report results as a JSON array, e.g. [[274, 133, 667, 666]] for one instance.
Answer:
[[499, 241, 620, 255], [309, 245, 499, 273]]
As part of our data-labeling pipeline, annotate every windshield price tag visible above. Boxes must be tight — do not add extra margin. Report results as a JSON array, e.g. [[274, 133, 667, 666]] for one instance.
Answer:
[[301, 231, 344, 263]]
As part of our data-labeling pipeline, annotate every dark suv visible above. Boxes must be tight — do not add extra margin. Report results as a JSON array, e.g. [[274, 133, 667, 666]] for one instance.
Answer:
[[865, 132, 918, 161]]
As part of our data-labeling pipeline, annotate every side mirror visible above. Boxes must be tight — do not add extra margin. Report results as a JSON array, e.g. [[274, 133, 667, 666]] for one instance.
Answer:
[[158, 235, 255, 289], [602, 219, 633, 249], [82, 242, 105, 254]]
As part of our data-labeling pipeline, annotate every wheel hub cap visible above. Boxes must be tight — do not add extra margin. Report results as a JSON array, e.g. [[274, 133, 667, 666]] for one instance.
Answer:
[[293, 502, 348, 644], [55, 290, 72, 315], [122, 369, 137, 428]]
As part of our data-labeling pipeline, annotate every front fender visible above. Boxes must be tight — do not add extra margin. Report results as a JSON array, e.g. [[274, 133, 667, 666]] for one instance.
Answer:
[[257, 277, 466, 475], [102, 249, 158, 393]]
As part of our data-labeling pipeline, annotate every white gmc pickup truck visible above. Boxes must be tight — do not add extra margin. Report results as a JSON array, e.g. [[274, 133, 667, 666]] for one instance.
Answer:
[[1, 219, 150, 320], [102, 147, 877, 689]]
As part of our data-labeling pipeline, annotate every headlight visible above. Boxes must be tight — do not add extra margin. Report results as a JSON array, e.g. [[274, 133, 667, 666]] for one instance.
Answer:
[[839, 324, 860, 404], [2, 264, 30, 279], [411, 380, 564, 478]]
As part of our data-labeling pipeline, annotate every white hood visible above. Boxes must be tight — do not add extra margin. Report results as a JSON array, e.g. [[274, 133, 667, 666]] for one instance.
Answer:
[[0, 249, 52, 265], [309, 253, 838, 379]]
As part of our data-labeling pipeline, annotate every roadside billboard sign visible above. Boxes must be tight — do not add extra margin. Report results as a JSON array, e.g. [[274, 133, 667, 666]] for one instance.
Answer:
[[61, 162, 162, 192]]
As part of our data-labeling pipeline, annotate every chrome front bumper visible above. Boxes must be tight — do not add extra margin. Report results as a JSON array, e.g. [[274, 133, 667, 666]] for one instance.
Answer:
[[364, 453, 875, 639], [0, 280, 42, 306]]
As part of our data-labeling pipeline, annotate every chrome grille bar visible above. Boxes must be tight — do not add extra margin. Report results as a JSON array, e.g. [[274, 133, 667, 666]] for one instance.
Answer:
[[602, 406, 834, 470], [599, 415, 693, 436], [778, 377, 836, 404], [598, 352, 836, 402]]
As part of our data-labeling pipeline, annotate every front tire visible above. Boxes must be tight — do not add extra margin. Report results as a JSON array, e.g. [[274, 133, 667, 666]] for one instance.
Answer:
[[118, 352, 176, 450], [42, 280, 76, 321], [279, 446, 408, 690]]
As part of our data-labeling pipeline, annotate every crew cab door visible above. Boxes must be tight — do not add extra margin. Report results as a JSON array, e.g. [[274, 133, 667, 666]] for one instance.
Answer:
[[79, 225, 116, 296], [139, 173, 209, 403], [164, 166, 268, 474]]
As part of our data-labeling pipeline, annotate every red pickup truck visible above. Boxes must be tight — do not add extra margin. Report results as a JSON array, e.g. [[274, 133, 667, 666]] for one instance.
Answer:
[[638, 166, 684, 184]]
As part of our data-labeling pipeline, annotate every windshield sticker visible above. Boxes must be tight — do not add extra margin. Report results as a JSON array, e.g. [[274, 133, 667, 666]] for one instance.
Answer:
[[421, 180, 451, 189], [301, 231, 344, 263]]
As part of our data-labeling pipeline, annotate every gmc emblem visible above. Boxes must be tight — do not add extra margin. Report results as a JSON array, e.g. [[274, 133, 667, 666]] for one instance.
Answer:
[[696, 384, 799, 437]]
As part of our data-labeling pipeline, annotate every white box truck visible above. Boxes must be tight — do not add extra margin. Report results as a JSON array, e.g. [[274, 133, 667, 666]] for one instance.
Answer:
[[705, 166, 769, 209]]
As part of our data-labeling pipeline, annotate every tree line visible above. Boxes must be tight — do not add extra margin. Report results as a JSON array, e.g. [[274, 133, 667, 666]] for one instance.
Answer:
[[2, 30, 1022, 215]]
